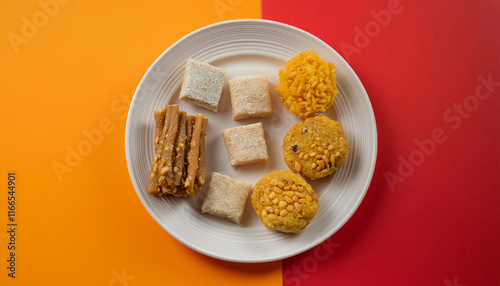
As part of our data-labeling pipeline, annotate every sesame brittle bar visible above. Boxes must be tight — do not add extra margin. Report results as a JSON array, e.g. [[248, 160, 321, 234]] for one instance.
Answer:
[[147, 105, 207, 197], [184, 113, 204, 197]]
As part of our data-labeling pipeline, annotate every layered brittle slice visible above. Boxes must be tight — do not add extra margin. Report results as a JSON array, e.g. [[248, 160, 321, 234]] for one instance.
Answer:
[[146, 105, 207, 197]]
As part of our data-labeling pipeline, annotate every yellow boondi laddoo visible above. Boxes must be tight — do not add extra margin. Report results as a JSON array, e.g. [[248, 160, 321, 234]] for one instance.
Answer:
[[275, 50, 338, 119]]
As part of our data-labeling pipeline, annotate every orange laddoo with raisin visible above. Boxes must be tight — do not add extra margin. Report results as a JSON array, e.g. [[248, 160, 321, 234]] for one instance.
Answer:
[[283, 116, 349, 180]]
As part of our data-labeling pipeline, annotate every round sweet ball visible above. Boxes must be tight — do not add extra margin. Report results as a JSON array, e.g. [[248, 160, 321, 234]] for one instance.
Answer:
[[283, 116, 350, 180], [275, 50, 338, 119], [251, 170, 319, 234]]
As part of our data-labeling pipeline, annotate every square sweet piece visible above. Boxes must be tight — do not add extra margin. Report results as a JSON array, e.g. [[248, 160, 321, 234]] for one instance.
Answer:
[[201, 172, 253, 224], [221, 122, 269, 166], [228, 76, 272, 120], [179, 59, 226, 112]]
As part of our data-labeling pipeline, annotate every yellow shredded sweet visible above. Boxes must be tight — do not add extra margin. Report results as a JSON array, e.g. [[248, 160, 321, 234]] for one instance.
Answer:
[[275, 50, 338, 119]]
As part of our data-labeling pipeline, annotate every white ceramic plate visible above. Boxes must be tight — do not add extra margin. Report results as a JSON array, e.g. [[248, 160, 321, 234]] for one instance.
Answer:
[[125, 19, 377, 263]]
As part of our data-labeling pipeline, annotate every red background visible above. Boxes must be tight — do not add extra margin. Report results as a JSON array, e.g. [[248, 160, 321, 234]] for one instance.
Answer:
[[263, 0, 500, 285]]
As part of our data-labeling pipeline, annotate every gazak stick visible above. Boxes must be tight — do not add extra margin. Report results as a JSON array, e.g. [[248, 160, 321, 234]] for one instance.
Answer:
[[147, 105, 207, 197]]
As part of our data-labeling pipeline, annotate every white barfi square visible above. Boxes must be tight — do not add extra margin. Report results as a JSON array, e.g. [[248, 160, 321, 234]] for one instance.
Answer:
[[201, 172, 252, 224], [228, 76, 272, 120], [221, 122, 269, 166], [179, 59, 226, 112]]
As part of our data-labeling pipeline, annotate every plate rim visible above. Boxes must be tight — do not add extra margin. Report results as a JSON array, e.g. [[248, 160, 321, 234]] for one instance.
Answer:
[[125, 19, 378, 263]]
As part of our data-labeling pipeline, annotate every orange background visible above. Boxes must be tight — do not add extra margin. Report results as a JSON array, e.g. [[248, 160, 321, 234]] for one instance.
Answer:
[[0, 1, 282, 285]]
